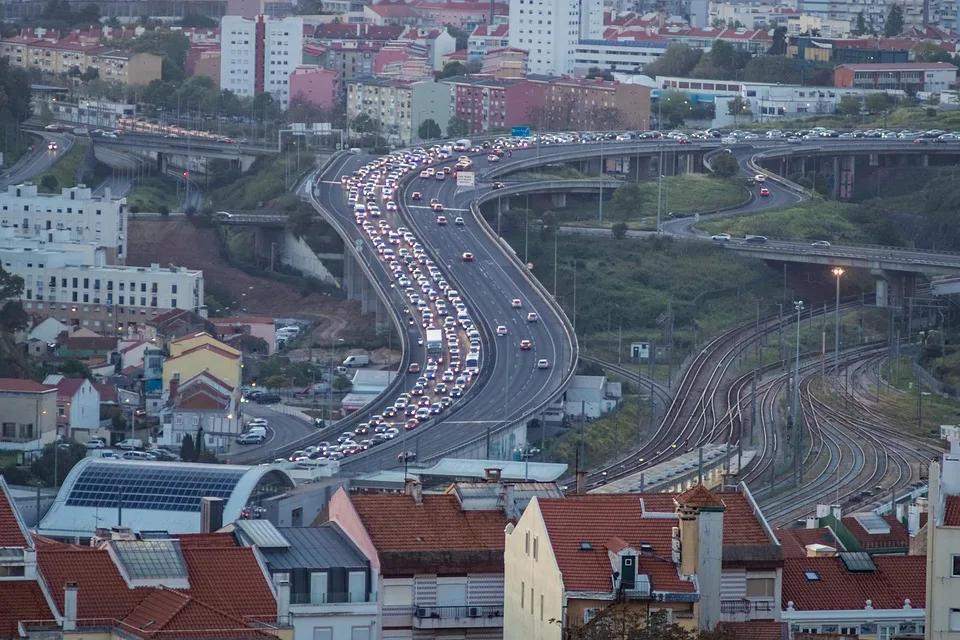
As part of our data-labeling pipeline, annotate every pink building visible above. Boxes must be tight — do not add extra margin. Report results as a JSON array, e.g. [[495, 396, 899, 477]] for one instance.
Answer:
[[186, 43, 221, 87], [288, 65, 339, 109], [414, 1, 508, 29], [210, 316, 278, 354], [443, 76, 545, 134]]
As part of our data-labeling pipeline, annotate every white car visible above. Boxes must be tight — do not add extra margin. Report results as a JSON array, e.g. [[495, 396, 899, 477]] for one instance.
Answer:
[[496, 325, 508, 336], [527, 312, 539, 322], [85, 437, 106, 449], [537, 359, 550, 369], [711, 233, 731, 242], [511, 299, 522, 308]]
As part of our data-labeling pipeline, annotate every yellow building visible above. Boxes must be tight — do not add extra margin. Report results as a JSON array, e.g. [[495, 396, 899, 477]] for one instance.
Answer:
[[0, 37, 161, 84], [505, 484, 783, 640], [163, 332, 242, 394]]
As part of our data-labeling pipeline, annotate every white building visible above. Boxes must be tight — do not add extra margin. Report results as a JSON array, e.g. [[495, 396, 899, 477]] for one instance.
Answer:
[[926, 427, 960, 640], [0, 183, 127, 263], [573, 38, 668, 75], [220, 15, 304, 108], [158, 371, 240, 452], [509, 0, 603, 76], [0, 230, 204, 335]]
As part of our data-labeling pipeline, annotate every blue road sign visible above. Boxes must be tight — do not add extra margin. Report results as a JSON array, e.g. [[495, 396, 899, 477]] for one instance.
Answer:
[[511, 126, 531, 137]]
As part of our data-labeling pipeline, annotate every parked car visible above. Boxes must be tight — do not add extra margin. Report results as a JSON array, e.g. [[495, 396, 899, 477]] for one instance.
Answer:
[[255, 393, 282, 404], [85, 437, 107, 449], [116, 438, 143, 451]]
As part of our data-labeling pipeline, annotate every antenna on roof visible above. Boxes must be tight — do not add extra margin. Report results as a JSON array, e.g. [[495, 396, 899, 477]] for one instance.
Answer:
[[117, 486, 123, 527]]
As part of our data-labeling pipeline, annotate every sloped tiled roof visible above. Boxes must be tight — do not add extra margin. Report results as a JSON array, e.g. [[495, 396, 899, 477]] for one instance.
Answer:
[[0, 378, 55, 393], [841, 513, 908, 549], [93, 382, 118, 403], [676, 484, 725, 508], [782, 555, 925, 611], [350, 494, 506, 551], [0, 581, 54, 637], [0, 476, 32, 548], [944, 495, 960, 526], [719, 621, 788, 640], [56, 377, 87, 399], [775, 528, 840, 558], [166, 343, 240, 362]]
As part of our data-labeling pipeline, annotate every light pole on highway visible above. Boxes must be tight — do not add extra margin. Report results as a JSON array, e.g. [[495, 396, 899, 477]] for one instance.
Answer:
[[832, 267, 844, 401], [791, 300, 804, 434]]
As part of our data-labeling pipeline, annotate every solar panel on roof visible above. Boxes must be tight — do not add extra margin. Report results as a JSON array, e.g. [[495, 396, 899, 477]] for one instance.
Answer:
[[64, 462, 247, 512], [853, 512, 891, 535], [839, 551, 876, 573], [110, 539, 188, 580]]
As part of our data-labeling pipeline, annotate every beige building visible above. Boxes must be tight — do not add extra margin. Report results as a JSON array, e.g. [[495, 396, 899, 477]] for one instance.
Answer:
[[0, 378, 58, 450], [89, 49, 162, 86], [0, 37, 160, 84], [346, 77, 451, 145], [926, 427, 960, 640], [505, 484, 782, 639]]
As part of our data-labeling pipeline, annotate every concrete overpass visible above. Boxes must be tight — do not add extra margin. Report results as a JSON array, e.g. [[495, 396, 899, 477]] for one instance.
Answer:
[[91, 131, 276, 171]]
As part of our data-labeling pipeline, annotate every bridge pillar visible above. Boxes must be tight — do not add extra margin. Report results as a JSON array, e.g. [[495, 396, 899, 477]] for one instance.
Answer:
[[922, 154, 930, 167], [498, 196, 511, 214], [551, 192, 567, 208], [239, 154, 256, 172], [836, 155, 855, 200], [632, 155, 651, 180], [873, 272, 890, 307], [360, 275, 377, 315], [156, 151, 166, 173], [343, 252, 364, 302], [662, 152, 676, 177]]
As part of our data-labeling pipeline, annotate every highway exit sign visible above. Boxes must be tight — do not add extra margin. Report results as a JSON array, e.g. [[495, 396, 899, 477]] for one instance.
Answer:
[[511, 126, 530, 137]]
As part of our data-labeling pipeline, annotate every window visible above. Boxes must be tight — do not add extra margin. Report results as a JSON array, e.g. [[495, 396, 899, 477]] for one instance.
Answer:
[[1, 422, 15, 438], [312, 629, 333, 640], [18, 423, 33, 439], [350, 628, 370, 640], [530, 587, 534, 614], [310, 571, 327, 604], [348, 571, 365, 602], [525, 530, 530, 554], [521, 581, 525, 608], [534, 536, 539, 560], [540, 594, 544, 621], [951, 610, 960, 632], [746, 577, 775, 598], [584, 608, 596, 623], [952, 555, 960, 577]]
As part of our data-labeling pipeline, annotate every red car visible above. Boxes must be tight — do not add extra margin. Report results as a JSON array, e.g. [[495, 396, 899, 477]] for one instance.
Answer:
[[411, 191, 422, 200], [408, 362, 420, 374], [759, 187, 770, 197], [520, 339, 532, 350]]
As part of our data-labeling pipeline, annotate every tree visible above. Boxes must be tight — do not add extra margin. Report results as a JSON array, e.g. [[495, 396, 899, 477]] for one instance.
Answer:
[[727, 96, 751, 123], [657, 90, 693, 127], [180, 13, 218, 27], [40, 174, 59, 191], [438, 60, 463, 78], [611, 222, 628, 239], [609, 183, 647, 220], [642, 44, 702, 78], [838, 95, 862, 116], [443, 24, 469, 50], [586, 66, 614, 81], [711, 153, 740, 178], [39, 102, 54, 125], [418, 118, 442, 140], [75, 3, 100, 24], [0, 267, 27, 334], [332, 374, 353, 393], [194, 427, 205, 461], [768, 26, 788, 55], [884, 4, 904, 36], [446, 117, 469, 138], [865, 92, 892, 113], [180, 433, 196, 462], [31, 440, 87, 487], [351, 113, 376, 135], [913, 41, 955, 63], [743, 56, 801, 84], [853, 11, 868, 35]]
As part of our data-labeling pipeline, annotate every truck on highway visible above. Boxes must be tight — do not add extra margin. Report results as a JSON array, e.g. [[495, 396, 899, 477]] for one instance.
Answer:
[[426, 329, 443, 355], [453, 139, 471, 151]]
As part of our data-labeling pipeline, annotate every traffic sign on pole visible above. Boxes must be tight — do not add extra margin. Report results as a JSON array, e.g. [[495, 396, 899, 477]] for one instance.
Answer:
[[511, 126, 531, 137]]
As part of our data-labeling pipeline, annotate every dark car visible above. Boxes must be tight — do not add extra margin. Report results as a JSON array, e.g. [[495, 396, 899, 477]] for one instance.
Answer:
[[745, 235, 768, 244], [255, 393, 282, 404]]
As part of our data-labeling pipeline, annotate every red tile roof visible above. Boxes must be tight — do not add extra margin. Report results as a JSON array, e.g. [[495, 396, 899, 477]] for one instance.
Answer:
[[166, 343, 240, 362], [56, 377, 87, 399], [350, 494, 507, 551], [93, 383, 118, 403], [34, 538, 278, 637], [719, 621, 788, 640], [312, 23, 405, 40], [782, 555, 926, 611], [172, 533, 239, 548], [841, 513, 908, 549], [0, 581, 54, 637], [0, 477, 32, 548], [676, 484, 725, 508], [944, 495, 960, 526], [471, 23, 508, 37], [0, 378, 56, 393], [775, 528, 840, 558], [367, 3, 419, 17]]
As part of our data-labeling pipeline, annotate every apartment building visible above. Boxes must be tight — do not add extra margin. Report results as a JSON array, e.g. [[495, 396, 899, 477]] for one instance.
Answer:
[[0, 182, 127, 262], [0, 378, 57, 450], [415, 1, 508, 30], [925, 430, 960, 640], [468, 23, 509, 63], [346, 77, 451, 145], [289, 65, 339, 109], [0, 36, 161, 84], [162, 332, 241, 393], [508, 0, 603, 76], [219, 14, 303, 107], [442, 75, 545, 134], [529, 75, 652, 130], [834, 62, 958, 93]]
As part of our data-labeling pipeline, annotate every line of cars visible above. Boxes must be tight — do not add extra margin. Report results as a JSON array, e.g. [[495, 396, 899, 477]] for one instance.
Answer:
[[710, 232, 831, 248]]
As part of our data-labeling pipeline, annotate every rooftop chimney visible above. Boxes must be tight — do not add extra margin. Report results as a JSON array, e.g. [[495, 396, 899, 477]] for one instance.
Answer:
[[503, 483, 517, 520], [484, 467, 502, 482], [276, 577, 290, 624], [404, 478, 423, 505], [908, 504, 921, 536], [575, 471, 587, 495], [63, 582, 78, 631], [200, 497, 225, 533]]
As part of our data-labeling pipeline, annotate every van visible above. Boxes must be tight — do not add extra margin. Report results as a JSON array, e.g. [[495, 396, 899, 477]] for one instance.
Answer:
[[353, 203, 366, 214], [754, 174, 766, 184], [349, 147, 363, 155], [342, 355, 370, 367], [116, 438, 143, 451]]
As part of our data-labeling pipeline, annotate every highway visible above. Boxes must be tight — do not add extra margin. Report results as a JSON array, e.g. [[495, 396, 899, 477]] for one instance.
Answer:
[[0, 131, 73, 189]]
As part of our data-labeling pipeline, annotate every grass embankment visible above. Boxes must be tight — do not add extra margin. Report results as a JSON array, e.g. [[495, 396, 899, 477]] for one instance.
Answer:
[[881, 357, 960, 438], [1, 128, 35, 169], [512, 165, 586, 181], [511, 232, 783, 369], [697, 198, 896, 245], [554, 175, 748, 230], [742, 106, 960, 133], [128, 176, 180, 213], [37, 138, 89, 193], [205, 151, 314, 210]]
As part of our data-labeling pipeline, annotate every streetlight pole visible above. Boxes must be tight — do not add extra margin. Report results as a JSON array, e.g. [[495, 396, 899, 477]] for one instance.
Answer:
[[832, 267, 844, 401], [792, 301, 804, 432]]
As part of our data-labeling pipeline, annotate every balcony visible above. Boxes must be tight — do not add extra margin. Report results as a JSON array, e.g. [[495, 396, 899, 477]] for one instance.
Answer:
[[720, 599, 775, 621], [413, 606, 503, 629], [289, 591, 377, 613]]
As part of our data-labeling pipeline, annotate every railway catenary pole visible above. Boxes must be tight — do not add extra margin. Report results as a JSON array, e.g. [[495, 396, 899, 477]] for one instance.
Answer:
[[792, 300, 804, 486], [833, 267, 844, 401]]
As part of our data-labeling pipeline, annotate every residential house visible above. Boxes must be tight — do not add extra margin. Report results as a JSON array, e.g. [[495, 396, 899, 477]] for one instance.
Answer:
[[504, 484, 783, 639], [415, 1, 508, 31], [234, 518, 379, 640], [0, 483, 295, 640], [147, 307, 215, 346], [117, 339, 150, 369], [925, 430, 960, 639], [163, 332, 242, 393], [159, 370, 240, 451], [560, 375, 622, 420], [57, 335, 115, 364], [480, 47, 528, 80], [322, 479, 563, 639], [89, 49, 162, 85], [781, 554, 926, 637], [346, 77, 452, 145], [53, 377, 100, 435], [185, 42, 221, 86], [211, 316, 276, 354], [527, 75, 652, 130], [0, 378, 57, 451], [364, 3, 422, 26], [401, 27, 457, 71], [288, 66, 340, 110], [27, 316, 69, 344], [468, 23, 509, 63]]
